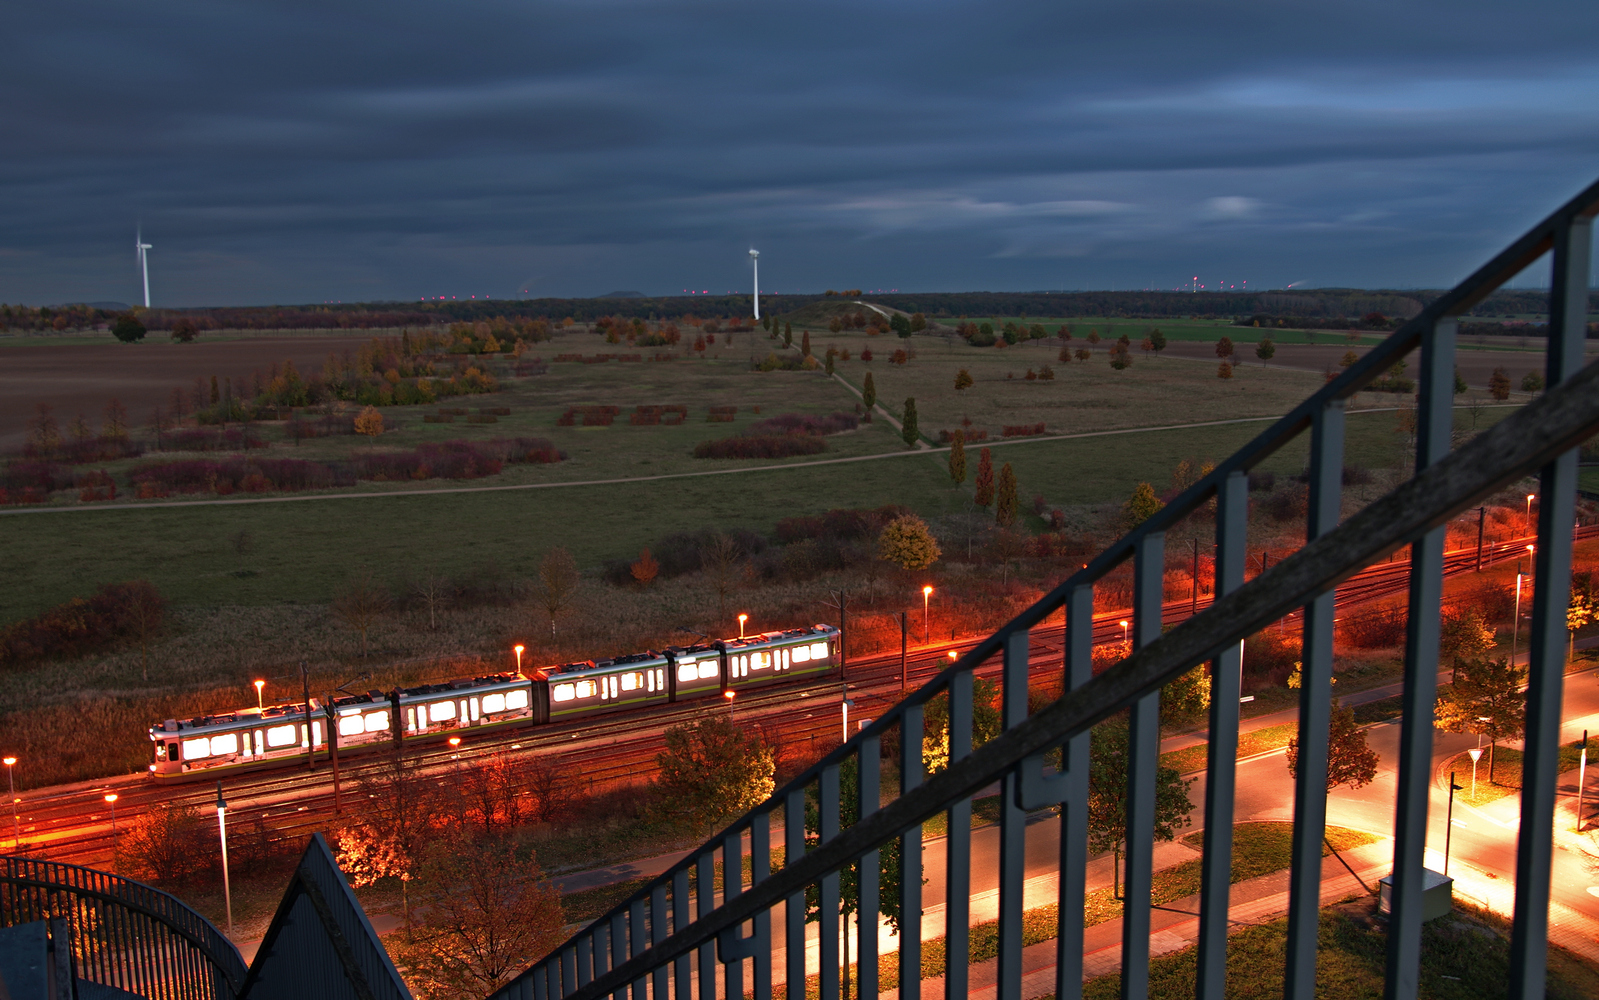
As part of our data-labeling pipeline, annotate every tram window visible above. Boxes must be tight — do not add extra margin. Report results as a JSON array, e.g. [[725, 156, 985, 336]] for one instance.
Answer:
[[698, 662, 719, 680], [339, 715, 365, 738], [211, 733, 238, 756], [365, 711, 389, 732], [170, 741, 182, 761], [506, 689, 529, 710], [266, 725, 298, 748], [576, 680, 598, 698], [793, 645, 811, 662], [677, 662, 697, 683], [811, 642, 828, 659], [482, 693, 506, 714], [621, 672, 639, 692], [182, 737, 211, 759], [429, 702, 456, 723], [552, 683, 576, 702], [646, 671, 655, 693], [755, 651, 771, 669]]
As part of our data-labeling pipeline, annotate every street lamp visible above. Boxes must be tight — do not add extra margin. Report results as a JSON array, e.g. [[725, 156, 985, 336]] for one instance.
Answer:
[[1444, 773, 1464, 877], [922, 586, 933, 644], [253, 679, 265, 712], [513, 644, 525, 672], [105, 793, 119, 867], [724, 690, 736, 725], [738, 614, 748, 639], [1467, 747, 1482, 800], [1526, 493, 1536, 534], [216, 781, 233, 935], [3, 757, 17, 849], [1119, 620, 1130, 655], [1511, 544, 1533, 666], [841, 698, 855, 744]]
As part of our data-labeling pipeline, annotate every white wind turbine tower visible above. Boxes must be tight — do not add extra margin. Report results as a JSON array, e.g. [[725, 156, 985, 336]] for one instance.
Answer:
[[749, 248, 760, 320], [136, 229, 153, 308]]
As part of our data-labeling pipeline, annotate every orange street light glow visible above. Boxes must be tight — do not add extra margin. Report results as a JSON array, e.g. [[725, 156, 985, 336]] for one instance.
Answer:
[[2, 758, 14, 766], [724, 690, 736, 700], [448, 737, 461, 747], [948, 650, 958, 661], [923, 586, 933, 597], [104, 793, 118, 804], [513, 644, 525, 671], [738, 613, 749, 638]]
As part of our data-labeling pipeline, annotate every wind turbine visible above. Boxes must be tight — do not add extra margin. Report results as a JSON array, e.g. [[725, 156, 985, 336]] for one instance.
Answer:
[[136, 229, 153, 308], [749, 248, 760, 320]]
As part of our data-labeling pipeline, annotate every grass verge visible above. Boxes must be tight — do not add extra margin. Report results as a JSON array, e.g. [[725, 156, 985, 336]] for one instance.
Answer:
[[1441, 742, 1585, 807]]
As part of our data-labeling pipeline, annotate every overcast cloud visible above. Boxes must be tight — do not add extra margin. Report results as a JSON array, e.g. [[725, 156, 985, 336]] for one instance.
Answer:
[[3, 0, 1597, 305]]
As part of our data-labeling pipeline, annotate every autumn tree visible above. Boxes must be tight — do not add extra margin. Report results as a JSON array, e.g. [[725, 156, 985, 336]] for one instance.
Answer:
[[114, 802, 208, 883], [921, 677, 1002, 773], [333, 571, 391, 658], [630, 547, 660, 586], [28, 403, 59, 454], [995, 462, 1019, 526], [862, 372, 877, 409], [801, 330, 812, 357], [391, 835, 566, 1000], [1439, 609, 1496, 682], [1488, 367, 1512, 401], [533, 547, 580, 639], [824, 347, 836, 375], [1340, 350, 1358, 369], [948, 430, 967, 486], [901, 397, 919, 447], [1215, 336, 1235, 361], [878, 514, 942, 571], [1286, 702, 1379, 791], [783, 324, 793, 348], [336, 747, 435, 926], [1255, 338, 1276, 363], [1217, 362, 1233, 379], [653, 717, 776, 833], [1148, 328, 1166, 352], [102, 397, 129, 440], [354, 405, 384, 449], [954, 368, 973, 393], [1108, 342, 1132, 370], [169, 318, 198, 343], [1122, 482, 1164, 530], [1088, 716, 1194, 897], [1435, 656, 1525, 781], [974, 447, 995, 507], [1521, 371, 1544, 394], [113, 313, 146, 343], [1086, 328, 1101, 346]]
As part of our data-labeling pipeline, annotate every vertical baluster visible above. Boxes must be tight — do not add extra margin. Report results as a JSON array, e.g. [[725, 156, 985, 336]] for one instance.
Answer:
[[1386, 317, 1456, 998], [653, 883, 670, 1000], [611, 911, 627, 1000], [631, 897, 648, 1000], [944, 671, 972, 1000], [1510, 216, 1592, 1000], [577, 933, 595, 991], [1055, 584, 1093, 1000], [724, 829, 744, 1000], [785, 790, 806, 1000], [1284, 400, 1344, 1000], [697, 851, 716, 1000], [674, 868, 692, 1000], [820, 766, 841, 1000], [857, 737, 880, 1000], [1121, 532, 1165, 999], [750, 811, 773, 1000], [1196, 471, 1248, 1000], [997, 629, 1029, 1000], [591, 920, 609, 998], [533, 961, 549, 1000], [899, 704, 924, 1000], [562, 945, 577, 1000]]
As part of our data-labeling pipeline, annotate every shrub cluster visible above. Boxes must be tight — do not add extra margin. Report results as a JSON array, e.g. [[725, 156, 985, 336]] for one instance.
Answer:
[[163, 427, 269, 451], [1001, 423, 1047, 438], [937, 429, 988, 443], [353, 438, 565, 481], [557, 405, 620, 426], [707, 406, 737, 423], [745, 412, 858, 436], [130, 457, 351, 494], [2, 460, 74, 492], [630, 405, 688, 425], [0, 580, 165, 669], [692, 435, 825, 460]]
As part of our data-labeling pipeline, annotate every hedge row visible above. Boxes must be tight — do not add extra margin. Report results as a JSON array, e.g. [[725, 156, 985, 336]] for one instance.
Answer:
[[0, 581, 165, 669]]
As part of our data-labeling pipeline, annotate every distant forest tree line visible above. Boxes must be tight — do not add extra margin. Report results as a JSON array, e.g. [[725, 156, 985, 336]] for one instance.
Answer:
[[2, 288, 1593, 335]]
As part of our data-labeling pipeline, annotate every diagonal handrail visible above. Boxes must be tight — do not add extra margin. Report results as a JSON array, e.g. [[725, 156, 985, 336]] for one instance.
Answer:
[[517, 351, 1599, 1000], [495, 174, 1599, 1000]]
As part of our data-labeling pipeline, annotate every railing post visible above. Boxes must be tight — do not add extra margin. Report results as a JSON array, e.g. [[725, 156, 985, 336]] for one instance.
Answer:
[[1385, 316, 1456, 1000], [997, 629, 1029, 1000], [1121, 531, 1165, 999], [698, 850, 716, 1000], [1054, 583, 1093, 1000], [1510, 214, 1593, 1000], [944, 671, 973, 1000], [673, 868, 692, 1000], [857, 737, 881, 1000], [785, 790, 806, 1000], [1195, 470, 1247, 1000], [898, 703, 924, 1000], [819, 765, 841, 1000], [1285, 399, 1344, 1000]]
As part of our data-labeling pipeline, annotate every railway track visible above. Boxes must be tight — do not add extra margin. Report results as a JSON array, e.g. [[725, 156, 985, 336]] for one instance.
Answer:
[[11, 527, 1587, 868]]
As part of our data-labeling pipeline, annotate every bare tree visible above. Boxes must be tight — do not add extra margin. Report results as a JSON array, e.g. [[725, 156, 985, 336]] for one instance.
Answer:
[[411, 570, 451, 631], [333, 571, 391, 658], [702, 533, 742, 622], [123, 580, 166, 682], [533, 548, 579, 640]]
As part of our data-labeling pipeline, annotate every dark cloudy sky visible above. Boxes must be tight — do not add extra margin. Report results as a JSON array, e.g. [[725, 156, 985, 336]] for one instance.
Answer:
[[4, 1, 1597, 307]]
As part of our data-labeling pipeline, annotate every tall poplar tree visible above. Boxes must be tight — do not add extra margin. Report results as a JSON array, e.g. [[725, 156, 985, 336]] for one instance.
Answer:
[[974, 448, 995, 507], [995, 462, 1018, 526], [948, 430, 967, 485], [901, 397, 919, 448]]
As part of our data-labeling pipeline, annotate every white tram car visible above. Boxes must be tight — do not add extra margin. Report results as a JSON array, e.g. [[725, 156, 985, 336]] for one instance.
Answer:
[[149, 624, 839, 780]]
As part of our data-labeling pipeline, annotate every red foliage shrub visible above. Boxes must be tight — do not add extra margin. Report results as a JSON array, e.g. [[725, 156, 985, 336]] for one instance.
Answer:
[[556, 406, 619, 426], [1001, 423, 1047, 438], [3, 460, 73, 492], [130, 457, 348, 493], [745, 412, 858, 436], [938, 429, 988, 443], [1242, 628, 1302, 690], [162, 427, 268, 451], [1336, 605, 1408, 649], [0, 580, 165, 669], [693, 436, 827, 460]]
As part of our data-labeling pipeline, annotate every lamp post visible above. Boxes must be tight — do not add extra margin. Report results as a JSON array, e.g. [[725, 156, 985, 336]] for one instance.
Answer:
[[1444, 773, 1464, 877], [513, 645, 524, 672], [1467, 747, 1482, 800], [1578, 731, 1589, 833], [216, 781, 233, 935], [253, 679, 265, 712], [1119, 620, 1130, 655], [841, 698, 854, 744], [3, 757, 17, 849], [898, 612, 908, 697], [724, 690, 736, 725], [738, 614, 748, 639], [1526, 493, 1536, 535], [922, 586, 933, 644], [1511, 545, 1533, 665], [105, 793, 119, 869]]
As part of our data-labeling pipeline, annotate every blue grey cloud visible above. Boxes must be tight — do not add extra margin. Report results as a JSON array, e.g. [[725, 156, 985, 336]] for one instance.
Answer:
[[2, 0, 1596, 305]]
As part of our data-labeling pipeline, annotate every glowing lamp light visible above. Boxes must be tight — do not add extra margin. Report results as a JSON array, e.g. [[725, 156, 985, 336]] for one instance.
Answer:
[[104, 793, 117, 804], [738, 613, 749, 638], [253, 680, 265, 712], [724, 690, 736, 701], [2, 757, 14, 766], [448, 737, 461, 747], [513, 644, 525, 671], [948, 650, 958, 661], [922, 586, 933, 597]]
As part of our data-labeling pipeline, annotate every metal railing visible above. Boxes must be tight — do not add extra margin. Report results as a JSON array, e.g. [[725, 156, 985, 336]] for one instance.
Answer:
[[493, 178, 1599, 1000], [0, 853, 247, 1000]]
